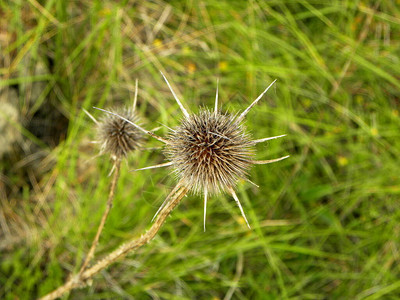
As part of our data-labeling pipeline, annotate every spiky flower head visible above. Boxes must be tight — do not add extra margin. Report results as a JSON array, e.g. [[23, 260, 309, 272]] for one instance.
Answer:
[[164, 109, 255, 195], [97, 107, 143, 160], [94, 73, 289, 230]]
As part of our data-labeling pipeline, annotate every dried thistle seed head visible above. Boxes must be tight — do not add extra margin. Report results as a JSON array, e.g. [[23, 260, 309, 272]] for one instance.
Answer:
[[164, 109, 255, 195], [94, 74, 289, 230], [97, 107, 143, 159]]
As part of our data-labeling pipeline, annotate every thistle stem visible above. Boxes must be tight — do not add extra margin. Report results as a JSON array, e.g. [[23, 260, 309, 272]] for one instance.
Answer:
[[78, 159, 121, 275], [39, 185, 188, 300]]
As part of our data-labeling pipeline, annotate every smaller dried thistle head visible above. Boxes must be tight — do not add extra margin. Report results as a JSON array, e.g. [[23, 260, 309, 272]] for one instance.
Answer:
[[97, 107, 143, 159], [164, 109, 255, 195]]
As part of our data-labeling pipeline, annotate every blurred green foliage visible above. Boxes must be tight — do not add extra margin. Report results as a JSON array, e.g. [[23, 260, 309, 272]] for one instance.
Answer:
[[1, 0, 400, 299]]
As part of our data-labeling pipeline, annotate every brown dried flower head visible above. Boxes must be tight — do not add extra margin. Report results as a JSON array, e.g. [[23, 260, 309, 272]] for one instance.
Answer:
[[164, 108, 255, 195], [95, 73, 288, 230], [97, 107, 143, 159]]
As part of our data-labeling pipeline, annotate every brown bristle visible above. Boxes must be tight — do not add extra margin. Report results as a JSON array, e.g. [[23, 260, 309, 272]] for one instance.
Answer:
[[164, 109, 255, 195], [98, 108, 143, 159]]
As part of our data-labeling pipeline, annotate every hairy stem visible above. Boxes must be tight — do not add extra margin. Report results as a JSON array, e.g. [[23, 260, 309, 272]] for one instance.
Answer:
[[78, 159, 121, 274], [39, 185, 188, 300]]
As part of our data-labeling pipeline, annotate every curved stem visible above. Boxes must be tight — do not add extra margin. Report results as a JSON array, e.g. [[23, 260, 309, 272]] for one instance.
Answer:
[[78, 159, 121, 274], [39, 185, 188, 300]]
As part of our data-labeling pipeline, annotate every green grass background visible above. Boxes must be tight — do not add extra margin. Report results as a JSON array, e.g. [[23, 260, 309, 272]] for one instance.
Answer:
[[1, 0, 400, 299]]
